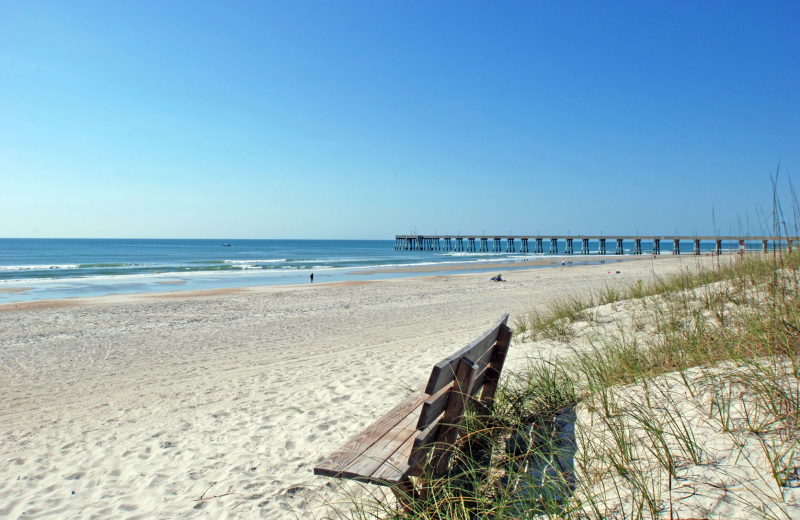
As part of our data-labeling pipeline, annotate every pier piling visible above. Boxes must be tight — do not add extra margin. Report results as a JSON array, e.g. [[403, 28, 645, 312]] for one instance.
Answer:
[[394, 234, 798, 259]]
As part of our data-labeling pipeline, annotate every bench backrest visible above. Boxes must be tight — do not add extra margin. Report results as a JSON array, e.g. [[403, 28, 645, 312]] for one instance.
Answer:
[[313, 314, 513, 485], [411, 313, 512, 475]]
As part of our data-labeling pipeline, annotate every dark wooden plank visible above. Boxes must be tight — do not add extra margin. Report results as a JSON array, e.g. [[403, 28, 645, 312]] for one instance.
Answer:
[[467, 343, 497, 395], [424, 314, 508, 395], [469, 364, 491, 397], [369, 430, 419, 484], [432, 357, 479, 476], [479, 324, 512, 410], [340, 405, 423, 480], [409, 415, 441, 467], [416, 382, 452, 431], [314, 389, 426, 478], [474, 341, 497, 369]]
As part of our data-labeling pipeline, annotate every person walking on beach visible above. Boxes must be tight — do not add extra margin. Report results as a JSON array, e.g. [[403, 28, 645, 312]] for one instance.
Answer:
[[310, 273, 314, 283]]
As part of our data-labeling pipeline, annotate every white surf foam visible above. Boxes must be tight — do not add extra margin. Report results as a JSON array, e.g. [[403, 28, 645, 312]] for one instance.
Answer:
[[0, 264, 79, 271]]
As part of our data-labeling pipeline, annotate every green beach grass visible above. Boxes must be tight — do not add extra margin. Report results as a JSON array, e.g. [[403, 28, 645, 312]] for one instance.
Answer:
[[320, 248, 800, 520]]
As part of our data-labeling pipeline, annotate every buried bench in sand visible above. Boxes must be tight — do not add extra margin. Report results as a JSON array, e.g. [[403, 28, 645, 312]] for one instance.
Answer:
[[314, 314, 512, 502]]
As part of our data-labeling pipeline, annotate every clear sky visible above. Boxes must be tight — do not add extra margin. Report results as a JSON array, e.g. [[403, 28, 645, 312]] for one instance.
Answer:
[[1, 1, 798, 239]]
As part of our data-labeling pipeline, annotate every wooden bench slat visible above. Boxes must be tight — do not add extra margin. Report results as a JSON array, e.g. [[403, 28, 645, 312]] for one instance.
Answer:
[[469, 362, 492, 397], [409, 415, 441, 467], [343, 405, 423, 480], [370, 431, 419, 483], [466, 342, 496, 395], [478, 324, 512, 408], [416, 382, 452, 431], [418, 342, 496, 430], [314, 390, 427, 478], [433, 356, 479, 476], [474, 340, 497, 368], [424, 314, 509, 395]]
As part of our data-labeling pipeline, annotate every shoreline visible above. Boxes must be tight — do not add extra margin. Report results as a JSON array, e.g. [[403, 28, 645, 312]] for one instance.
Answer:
[[0, 253, 727, 307], [0, 255, 707, 311]]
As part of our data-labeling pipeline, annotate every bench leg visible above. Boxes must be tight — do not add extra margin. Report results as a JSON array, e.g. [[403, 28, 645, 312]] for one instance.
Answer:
[[391, 480, 416, 512]]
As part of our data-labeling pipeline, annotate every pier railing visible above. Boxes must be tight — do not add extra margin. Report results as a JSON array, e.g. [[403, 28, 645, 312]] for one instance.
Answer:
[[394, 235, 800, 255]]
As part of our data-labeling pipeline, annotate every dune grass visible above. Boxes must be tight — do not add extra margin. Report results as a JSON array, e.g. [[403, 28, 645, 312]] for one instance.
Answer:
[[321, 249, 800, 520]]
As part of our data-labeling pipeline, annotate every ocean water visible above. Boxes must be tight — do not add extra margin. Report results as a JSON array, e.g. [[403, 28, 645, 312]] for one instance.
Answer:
[[0, 238, 743, 303]]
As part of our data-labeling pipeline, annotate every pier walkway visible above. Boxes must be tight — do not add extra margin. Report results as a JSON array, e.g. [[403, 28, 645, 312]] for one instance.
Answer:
[[394, 235, 798, 255]]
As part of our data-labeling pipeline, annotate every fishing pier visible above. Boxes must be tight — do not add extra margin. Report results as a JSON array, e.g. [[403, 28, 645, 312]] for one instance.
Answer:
[[394, 235, 797, 255]]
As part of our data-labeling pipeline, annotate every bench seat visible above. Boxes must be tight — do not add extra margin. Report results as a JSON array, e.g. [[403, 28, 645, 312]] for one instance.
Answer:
[[314, 389, 427, 485]]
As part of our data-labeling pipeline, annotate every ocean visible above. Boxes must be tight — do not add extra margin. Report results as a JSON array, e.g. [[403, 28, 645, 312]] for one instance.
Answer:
[[0, 238, 742, 303]]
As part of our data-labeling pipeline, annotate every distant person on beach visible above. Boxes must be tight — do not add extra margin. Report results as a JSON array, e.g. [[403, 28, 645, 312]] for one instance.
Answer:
[[310, 273, 314, 283]]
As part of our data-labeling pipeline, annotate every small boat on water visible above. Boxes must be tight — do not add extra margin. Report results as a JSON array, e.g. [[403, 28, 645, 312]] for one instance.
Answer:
[[222, 243, 232, 247]]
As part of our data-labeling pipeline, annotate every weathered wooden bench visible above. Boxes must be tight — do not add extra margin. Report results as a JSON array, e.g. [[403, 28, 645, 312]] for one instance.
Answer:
[[314, 314, 512, 502]]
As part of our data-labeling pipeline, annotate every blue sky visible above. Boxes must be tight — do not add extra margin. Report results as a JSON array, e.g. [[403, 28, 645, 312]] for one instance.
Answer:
[[1, 1, 798, 239]]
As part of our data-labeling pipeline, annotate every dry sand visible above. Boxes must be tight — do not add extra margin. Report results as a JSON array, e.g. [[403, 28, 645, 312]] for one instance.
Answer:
[[0, 256, 704, 519], [354, 256, 640, 275]]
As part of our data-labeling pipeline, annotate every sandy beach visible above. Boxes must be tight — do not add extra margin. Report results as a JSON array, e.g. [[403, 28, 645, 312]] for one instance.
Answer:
[[353, 255, 641, 275], [0, 256, 708, 519]]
